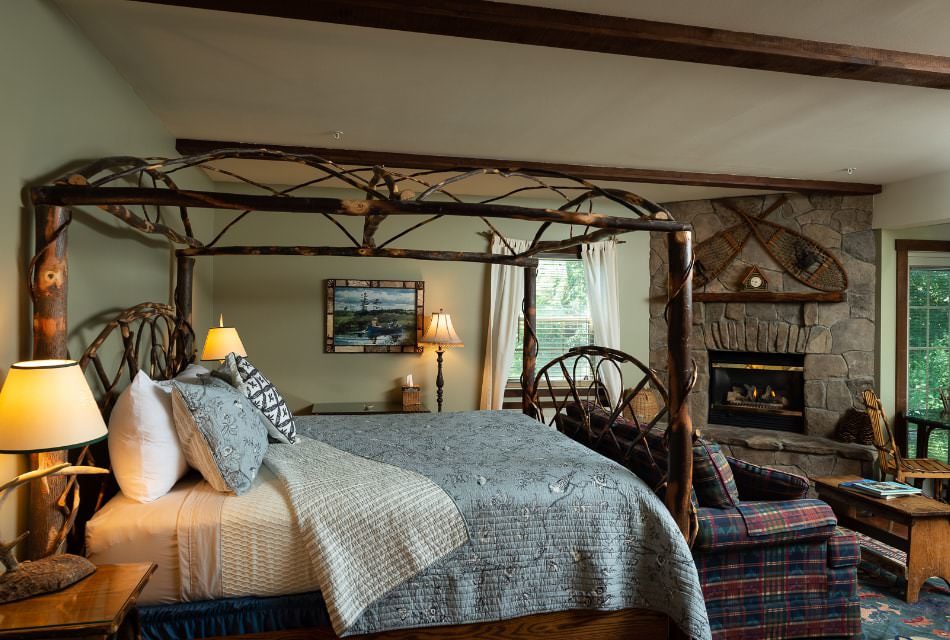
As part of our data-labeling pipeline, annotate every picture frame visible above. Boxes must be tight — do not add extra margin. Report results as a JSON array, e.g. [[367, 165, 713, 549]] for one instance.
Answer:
[[325, 279, 424, 353]]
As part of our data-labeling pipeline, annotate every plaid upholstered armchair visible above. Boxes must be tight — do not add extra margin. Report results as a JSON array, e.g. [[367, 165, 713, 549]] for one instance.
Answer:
[[559, 404, 861, 639], [692, 448, 861, 639]]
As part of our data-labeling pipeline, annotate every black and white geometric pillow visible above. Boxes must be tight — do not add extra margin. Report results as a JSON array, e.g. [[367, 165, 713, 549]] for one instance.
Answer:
[[219, 354, 298, 444]]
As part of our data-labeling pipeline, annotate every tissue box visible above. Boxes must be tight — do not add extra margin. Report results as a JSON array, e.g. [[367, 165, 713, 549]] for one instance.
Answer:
[[402, 386, 421, 407]]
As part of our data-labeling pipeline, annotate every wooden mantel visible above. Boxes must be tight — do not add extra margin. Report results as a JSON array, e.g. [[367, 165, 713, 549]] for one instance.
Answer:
[[693, 291, 846, 303]]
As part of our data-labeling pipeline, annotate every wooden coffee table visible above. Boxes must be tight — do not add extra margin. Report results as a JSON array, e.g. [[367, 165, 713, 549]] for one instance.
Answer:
[[814, 475, 950, 603]]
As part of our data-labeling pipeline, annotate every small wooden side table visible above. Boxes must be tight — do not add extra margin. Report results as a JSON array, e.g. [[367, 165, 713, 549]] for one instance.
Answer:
[[814, 475, 950, 603], [903, 408, 950, 460], [298, 401, 430, 416], [0, 562, 156, 639]]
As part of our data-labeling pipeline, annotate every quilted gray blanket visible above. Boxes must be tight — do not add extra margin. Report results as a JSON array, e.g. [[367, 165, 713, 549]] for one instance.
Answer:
[[296, 410, 710, 639]]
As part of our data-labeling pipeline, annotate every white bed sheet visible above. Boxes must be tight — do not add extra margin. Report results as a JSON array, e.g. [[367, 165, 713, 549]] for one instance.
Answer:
[[86, 466, 316, 606], [86, 474, 200, 605]]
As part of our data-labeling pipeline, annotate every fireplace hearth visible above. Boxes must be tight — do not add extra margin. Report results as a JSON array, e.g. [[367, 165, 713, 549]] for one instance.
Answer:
[[708, 351, 805, 433]]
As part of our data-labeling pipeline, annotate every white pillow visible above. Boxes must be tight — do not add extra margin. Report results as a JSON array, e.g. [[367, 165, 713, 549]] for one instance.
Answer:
[[107, 366, 206, 503]]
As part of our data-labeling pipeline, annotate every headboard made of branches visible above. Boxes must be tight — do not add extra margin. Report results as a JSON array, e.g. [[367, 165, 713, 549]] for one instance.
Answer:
[[80, 302, 195, 418]]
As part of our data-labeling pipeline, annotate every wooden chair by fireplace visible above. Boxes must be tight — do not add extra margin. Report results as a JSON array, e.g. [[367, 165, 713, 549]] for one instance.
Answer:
[[862, 389, 950, 500]]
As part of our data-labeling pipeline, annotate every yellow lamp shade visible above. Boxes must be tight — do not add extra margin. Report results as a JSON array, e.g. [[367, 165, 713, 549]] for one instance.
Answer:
[[419, 309, 463, 348], [0, 360, 107, 454], [201, 315, 247, 361]]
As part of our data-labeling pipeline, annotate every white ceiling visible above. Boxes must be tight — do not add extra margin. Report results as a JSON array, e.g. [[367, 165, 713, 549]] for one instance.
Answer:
[[54, 0, 950, 203]]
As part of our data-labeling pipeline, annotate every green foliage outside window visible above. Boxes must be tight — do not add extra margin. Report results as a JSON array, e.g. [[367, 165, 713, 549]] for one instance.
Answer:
[[907, 267, 950, 462]]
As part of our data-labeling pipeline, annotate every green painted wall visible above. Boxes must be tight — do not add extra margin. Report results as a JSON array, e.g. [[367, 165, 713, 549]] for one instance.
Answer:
[[209, 187, 652, 413], [0, 0, 214, 549]]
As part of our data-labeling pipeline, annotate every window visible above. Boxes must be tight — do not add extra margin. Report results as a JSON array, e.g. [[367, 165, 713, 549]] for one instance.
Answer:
[[907, 264, 950, 461], [509, 257, 593, 381]]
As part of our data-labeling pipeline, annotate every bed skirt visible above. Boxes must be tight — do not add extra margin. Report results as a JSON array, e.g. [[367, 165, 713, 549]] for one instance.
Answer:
[[138, 591, 331, 640]]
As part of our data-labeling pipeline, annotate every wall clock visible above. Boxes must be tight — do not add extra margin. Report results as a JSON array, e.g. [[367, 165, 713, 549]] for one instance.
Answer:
[[741, 266, 769, 291]]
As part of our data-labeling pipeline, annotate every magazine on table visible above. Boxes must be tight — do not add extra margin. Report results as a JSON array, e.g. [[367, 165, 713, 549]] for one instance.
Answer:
[[839, 479, 922, 498]]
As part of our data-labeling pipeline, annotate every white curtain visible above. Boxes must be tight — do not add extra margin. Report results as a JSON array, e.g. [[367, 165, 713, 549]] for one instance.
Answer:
[[582, 240, 622, 406], [479, 235, 532, 410]]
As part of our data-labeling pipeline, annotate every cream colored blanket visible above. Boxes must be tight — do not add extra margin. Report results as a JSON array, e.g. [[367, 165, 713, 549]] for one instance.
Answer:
[[263, 437, 469, 634]]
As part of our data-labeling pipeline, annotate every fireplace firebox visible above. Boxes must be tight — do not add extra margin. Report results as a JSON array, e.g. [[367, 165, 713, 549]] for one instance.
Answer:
[[708, 351, 805, 433]]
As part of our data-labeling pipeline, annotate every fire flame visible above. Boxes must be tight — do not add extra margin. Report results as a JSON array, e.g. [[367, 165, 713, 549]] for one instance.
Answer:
[[745, 385, 780, 403]]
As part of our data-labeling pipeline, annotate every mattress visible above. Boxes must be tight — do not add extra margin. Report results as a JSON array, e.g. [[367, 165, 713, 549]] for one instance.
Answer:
[[86, 466, 317, 606]]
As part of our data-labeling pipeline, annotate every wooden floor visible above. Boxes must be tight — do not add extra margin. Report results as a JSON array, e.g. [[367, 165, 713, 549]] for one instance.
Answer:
[[204, 608, 670, 639]]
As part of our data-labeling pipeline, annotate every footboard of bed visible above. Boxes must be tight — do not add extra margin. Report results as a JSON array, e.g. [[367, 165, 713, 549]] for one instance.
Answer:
[[203, 608, 670, 640]]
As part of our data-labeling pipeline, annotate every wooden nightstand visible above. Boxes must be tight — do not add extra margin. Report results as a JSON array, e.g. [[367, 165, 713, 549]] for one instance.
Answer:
[[0, 562, 155, 639], [298, 401, 430, 416]]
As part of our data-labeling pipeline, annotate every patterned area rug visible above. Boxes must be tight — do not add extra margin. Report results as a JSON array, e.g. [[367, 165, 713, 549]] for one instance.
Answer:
[[858, 556, 950, 639]]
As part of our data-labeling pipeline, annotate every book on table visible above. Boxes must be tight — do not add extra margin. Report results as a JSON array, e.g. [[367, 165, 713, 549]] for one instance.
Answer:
[[839, 479, 922, 498]]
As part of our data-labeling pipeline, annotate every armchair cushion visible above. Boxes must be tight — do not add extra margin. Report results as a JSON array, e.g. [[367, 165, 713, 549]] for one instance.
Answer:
[[695, 499, 838, 551], [694, 441, 740, 508], [728, 457, 809, 501]]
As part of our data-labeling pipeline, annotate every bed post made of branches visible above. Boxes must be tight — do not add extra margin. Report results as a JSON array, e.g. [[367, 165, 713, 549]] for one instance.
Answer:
[[28, 204, 70, 560], [665, 230, 695, 539], [522, 264, 538, 417], [174, 255, 194, 324], [174, 255, 195, 364]]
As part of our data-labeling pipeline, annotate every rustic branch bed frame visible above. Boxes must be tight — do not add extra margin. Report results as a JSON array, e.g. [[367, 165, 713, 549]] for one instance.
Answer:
[[27, 150, 696, 639]]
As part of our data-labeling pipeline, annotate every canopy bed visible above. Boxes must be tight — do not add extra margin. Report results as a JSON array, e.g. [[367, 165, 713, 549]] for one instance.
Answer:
[[25, 150, 701, 639]]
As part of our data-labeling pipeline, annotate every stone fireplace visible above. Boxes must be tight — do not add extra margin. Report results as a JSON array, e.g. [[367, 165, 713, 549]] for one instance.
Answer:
[[649, 193, 877, 479]]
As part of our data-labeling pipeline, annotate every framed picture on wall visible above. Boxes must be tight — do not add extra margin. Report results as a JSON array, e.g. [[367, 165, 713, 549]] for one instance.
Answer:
[[325, 279, 424, 353]]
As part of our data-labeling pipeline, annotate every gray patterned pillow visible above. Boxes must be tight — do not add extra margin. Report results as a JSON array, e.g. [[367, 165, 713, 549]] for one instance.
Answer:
[[216, 354, 297, 444], [170, 377, 269, 495]]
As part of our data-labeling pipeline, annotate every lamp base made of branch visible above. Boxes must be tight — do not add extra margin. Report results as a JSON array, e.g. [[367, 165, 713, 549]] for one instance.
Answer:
[[0, 554, 95, 603]]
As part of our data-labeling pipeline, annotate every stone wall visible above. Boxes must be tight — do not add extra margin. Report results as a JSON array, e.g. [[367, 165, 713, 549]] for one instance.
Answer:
[[649, 193, 877, 438]]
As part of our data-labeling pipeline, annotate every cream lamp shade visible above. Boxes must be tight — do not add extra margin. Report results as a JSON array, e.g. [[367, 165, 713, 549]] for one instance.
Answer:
[[0, 360, 107, 454], [201, 315, 247, 361], [419, 309, 464, 348]]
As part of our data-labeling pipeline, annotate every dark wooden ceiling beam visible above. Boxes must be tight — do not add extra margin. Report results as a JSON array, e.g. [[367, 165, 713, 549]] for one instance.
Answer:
[[175, 138, 881, 195], [132, 0, 950, 90]]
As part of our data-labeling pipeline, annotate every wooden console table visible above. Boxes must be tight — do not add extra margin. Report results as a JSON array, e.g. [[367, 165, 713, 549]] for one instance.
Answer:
[[814, 475, 950, 603], [298, 401, 430, 416]]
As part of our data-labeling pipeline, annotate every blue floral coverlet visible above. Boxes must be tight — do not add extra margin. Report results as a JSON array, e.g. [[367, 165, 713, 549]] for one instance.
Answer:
[[297, 411, 710, 639]]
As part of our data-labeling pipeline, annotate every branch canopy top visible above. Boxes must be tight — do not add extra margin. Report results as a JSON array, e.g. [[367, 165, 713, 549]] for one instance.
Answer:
[[31, 148, 689, 265]]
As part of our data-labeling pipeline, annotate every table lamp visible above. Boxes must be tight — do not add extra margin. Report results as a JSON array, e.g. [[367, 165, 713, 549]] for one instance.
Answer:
[[0, 359, 109, 603], [201, 314, 247, 361], [419, 309, 463, 412]]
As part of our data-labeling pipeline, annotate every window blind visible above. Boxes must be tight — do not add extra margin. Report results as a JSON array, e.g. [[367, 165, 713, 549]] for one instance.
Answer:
[[509, 258, 593, 380]]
